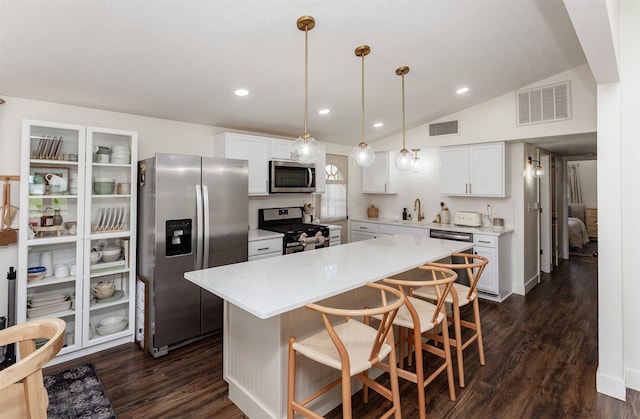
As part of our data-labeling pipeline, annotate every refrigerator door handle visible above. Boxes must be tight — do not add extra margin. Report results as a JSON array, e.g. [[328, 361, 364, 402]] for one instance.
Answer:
[[307, 168, 313, 188], [202, 185, 211, 269], [195, 184, 204, 270]]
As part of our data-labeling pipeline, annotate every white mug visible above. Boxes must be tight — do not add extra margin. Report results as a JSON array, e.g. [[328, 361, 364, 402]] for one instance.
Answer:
[[68, 262, 77, 276], [54, 263, 69, 278]]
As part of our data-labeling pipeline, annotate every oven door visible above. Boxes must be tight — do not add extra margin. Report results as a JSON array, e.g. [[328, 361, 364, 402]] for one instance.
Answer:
[[270, 161, 315, 193]]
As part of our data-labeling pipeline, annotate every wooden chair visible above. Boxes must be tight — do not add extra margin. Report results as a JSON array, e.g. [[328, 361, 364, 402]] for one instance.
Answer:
[[377, 266, 458, 419], [287, 282, 405, 419], [0, 318, 66, 419], [414, 253, 489, 388]]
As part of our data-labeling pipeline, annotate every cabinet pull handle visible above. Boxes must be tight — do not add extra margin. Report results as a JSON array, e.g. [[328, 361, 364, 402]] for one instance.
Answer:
[[359, 226, 368, 230], [331, 235, 339, 239], [384, 183, 387, 193], [257, 247, 269, 251], [479, 240, 491, 244]]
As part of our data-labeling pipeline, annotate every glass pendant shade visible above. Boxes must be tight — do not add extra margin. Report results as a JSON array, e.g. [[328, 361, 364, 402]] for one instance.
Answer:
[[532, 164, 543, 178], [395, 148, 415, 171], [350, 142, 375, 167], [292, 134, 320, 164], [411, 149, 425, 173]]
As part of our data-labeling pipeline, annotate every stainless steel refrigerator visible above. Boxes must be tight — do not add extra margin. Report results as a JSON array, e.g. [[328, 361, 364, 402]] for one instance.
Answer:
[[137, 153, 248, 357]]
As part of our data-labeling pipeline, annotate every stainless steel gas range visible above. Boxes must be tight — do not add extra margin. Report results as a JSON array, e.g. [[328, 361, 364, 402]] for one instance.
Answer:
[[258, 207, 330, 254]]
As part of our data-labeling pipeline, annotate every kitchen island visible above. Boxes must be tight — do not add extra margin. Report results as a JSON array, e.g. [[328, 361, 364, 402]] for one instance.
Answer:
[[185, 234, 472, 418]]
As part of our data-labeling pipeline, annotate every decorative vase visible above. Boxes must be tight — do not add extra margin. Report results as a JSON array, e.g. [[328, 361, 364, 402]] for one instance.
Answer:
[[53, 209, 63, 226]]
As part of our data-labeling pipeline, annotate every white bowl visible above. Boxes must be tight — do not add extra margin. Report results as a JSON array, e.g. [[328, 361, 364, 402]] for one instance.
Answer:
[[101, 246, 122, 262], [98, 315, 125, 327]]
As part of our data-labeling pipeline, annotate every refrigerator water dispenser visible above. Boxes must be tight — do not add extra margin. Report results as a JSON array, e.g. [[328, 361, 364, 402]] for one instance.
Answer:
[[166, 219, 192, 256]]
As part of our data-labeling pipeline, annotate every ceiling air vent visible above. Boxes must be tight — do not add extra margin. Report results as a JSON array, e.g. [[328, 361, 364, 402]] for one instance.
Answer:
[[429, 120, 458, 136], [517, 81, 570, 126]]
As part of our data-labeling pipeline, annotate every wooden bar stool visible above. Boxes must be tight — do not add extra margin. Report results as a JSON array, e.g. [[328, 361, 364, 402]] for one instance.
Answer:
[[0, 318, 66, 418], [414, 253, 489, 388], [377, 266, 458, 419], [287, 282, 405, 419]]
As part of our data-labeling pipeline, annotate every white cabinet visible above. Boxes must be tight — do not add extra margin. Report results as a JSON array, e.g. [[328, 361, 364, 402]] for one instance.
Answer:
[[362, 151, 398, 194], [378, 223, 430, 237], [350, 221, 388, 242], [215, 132, 270, 195], [248, 237, 283, 260], [473, 233, 511, 301], [270, 138, 294, 161], [18, 120, 137, 364], [440, 142, 509, 197], [327, 225, 342, 246]]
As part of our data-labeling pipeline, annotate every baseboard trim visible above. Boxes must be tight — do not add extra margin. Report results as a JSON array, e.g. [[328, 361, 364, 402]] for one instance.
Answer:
[[596, 367, 626, 400], [625, 366, 640, 392]]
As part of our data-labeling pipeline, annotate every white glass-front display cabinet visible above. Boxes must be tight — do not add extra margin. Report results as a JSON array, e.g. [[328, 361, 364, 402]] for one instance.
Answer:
[[18, 120, 137, 363]]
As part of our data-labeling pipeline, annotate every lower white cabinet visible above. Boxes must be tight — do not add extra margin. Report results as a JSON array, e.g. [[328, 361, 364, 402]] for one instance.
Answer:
[[474, 233, 511, 301], [248, 236, 283, 260], [350, 221, 387, 242], [378, 223, 430, 237], [327, 225, 342, 246]]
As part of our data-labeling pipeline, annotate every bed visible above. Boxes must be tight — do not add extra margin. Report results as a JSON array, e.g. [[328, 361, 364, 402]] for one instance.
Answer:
[[568, 203, 590, 250]]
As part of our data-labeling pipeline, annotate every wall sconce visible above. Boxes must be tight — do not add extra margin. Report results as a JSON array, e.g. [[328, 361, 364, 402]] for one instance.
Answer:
[[528, 156, 543, 177]]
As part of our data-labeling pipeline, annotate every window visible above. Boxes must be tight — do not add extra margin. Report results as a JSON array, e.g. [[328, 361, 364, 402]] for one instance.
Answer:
[[317, 155, 347, 221]]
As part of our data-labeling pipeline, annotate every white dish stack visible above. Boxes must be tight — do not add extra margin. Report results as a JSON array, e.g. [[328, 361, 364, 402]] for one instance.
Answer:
[[110, 145, 131, 164]]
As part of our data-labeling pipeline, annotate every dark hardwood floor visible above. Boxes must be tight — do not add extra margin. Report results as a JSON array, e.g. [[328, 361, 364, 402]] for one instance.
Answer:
[[46, 257, 640, 418]]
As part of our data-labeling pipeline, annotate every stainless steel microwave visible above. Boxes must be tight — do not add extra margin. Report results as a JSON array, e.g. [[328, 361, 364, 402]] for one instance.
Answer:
[[269, 161, 316, 193]]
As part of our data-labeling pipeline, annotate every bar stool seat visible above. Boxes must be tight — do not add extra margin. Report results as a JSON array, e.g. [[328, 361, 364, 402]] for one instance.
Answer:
[[287, 282, 405, 419]]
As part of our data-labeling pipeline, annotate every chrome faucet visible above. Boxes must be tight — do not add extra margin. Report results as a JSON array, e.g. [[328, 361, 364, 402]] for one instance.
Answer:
[[414, 198, 424, 222]]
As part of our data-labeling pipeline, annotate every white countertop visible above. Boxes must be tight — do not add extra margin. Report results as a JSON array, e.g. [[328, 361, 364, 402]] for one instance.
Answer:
[[351, 217, 513, 236], [185, 234, 472, 319], [248, 229, 284, 241]]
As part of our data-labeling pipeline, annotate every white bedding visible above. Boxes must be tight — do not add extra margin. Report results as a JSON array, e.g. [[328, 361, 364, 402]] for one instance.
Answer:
[[569, 217, 590, 249]]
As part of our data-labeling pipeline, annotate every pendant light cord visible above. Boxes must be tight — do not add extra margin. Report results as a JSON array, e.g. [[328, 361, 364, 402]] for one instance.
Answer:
[[304, 23, 309, 137], [401, 71, 406, 151], [361, 52, 365, 145]]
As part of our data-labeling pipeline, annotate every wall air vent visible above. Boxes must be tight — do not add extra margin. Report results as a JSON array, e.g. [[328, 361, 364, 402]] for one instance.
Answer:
[[429, 120, 458, 136], [517, 81, 570, 126]]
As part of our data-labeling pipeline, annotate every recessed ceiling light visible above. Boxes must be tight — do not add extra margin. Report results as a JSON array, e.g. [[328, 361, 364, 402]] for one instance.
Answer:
[[234, 89, 249, 96], [318, 108, 330, 115], [373, 122, 384, 128], [456, 87, 469, 95]]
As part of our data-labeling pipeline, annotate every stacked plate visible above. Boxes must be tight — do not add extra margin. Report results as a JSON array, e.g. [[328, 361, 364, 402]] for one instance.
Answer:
[[27, 293, 72, 318], [110, 145, 130, 164], [95, 316, 128, 336]]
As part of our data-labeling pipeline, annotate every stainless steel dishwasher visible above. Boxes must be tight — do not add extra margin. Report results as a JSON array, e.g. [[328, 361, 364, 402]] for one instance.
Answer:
[[429, 229, 474, 286]]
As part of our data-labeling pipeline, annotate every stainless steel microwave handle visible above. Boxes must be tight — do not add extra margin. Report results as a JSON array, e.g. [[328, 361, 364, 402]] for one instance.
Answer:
[[307, 168, 313, 187]]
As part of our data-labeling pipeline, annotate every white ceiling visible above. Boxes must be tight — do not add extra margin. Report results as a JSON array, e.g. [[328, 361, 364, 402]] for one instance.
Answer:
[[0, 0, 594, 155]]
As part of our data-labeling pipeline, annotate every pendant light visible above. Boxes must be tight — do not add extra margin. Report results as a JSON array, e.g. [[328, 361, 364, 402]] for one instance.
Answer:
[[394, 66, 415, 171], [291, 16, 321, 164], [350, 45, 375, 167], [411, 148, 425, 173]]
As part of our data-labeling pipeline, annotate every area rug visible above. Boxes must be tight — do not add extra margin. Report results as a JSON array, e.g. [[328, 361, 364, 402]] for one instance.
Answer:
[[44, 363, 116, 419], [570, 240, 598, 257]]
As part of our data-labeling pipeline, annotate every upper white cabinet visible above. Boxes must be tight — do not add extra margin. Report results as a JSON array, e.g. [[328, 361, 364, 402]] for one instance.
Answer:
[[362, 151, 398, 194], [215, 132, 269, 195], [439, 142, 509, 197], [314, 144, 326, 194], [270, 138, 294, 161], [18, 120, 137, 364]]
